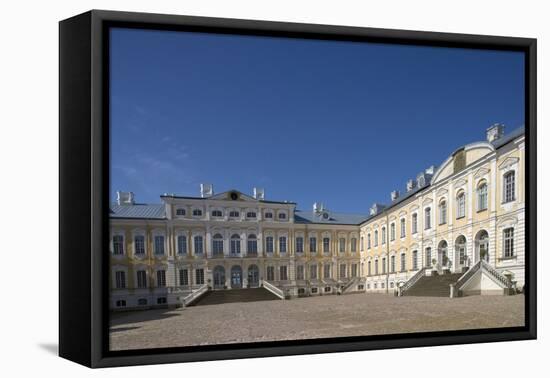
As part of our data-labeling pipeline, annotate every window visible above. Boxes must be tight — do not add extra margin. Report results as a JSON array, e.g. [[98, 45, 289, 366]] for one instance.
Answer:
[[115, 271, 126, 289], [192, 209, 203, 217], [211, 209, 223, 217], [456, 236, 467, 265], [412, 213, 418, 234], [176, 208, 186, 216], [400, 218, 406, 238], [264, 212, 273, 219], [212, 234, 224, 255], [503, 228, 514, 258], [503, 172, 515, 203], [360, 236, 364, 251], [296, 265, 305, 280], [309, 237, 317, 253], [113, 235, 124, 255], [195, 269, 205, 285], [374, 230, 379, 246], [138, 298, 148, 306], [247, 234, 258, 254], [137, 270, 147, 288], [157, 297, 167, 305], [266, 266, 275, 281], [296, 237, 304, 253], [412, 250, 418, 270], [382, 257, 386, 274], [266, 236, 274, 253], [323, 264, 331, 279], [425, 208, 432, 229], [374, 260, 379, 275], [156, 270, 166, 287], [339, 238, 346, 253], [280, 266, 288, 281], [381, 227, 386, 244], [279, 236, 287, 254], [134, 235, 145, 255], [477, 182, 488, 211], [425, 247, 432, 267], [230, 234, 241, 255], [310, 264, 317, 279], [323, 237, 330, 254], [298, 288, 306, 295], [390, 255, 396, 273], [179, 269, 189, 286], [324, 286, 332, 293], [340, 264, 346, 278], [246, 211, 257, 218], [278, 212, 287, 220], [194, 236, 203, 255], [390, 223, 395, 241], [154, 235, 165, 255], [456, 192, 465, 218], [400, 253, 406, 272], [368, 261, 372, 276], [229, 210, 240, 218], [311, 287, 318, 294], [351, 238, 357, 253], [367, 234, 371, 249], [351, 264, 358, 277], [439, 200, 447, 224], [177, 235, 187, 255], [115, 300, 126, 308]]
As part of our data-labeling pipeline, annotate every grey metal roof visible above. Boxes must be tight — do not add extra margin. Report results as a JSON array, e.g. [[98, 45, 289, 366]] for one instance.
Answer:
[[294, 210, 369, 225], [110, 203, 166, 219], [491, 125, 525, 149]]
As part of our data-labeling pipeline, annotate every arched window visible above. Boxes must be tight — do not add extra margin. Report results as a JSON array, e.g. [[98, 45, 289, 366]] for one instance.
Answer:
[[438, 240, 448, 266], [309, 236, 317, 253], [339, 238, 346, 253], [296, 236, 304, 253], [230, 234, 241, 255], [455, 235, 467, 266], [211, 209, 223, 217], [247, 234, 258, 255], [360, 236, 364, 251], [374, 230, 379, 246], [381, 227, 387, 244], [367, 233, 371, 249], [351, 237, 357, 252], [456, 192, 466, 218], [439, 200, 447, 225], [503, 172, 515, 203], [279, 236, 287, 254], [412, 213, 418, 234], [400, 253, 406, 272], [374, 259, 379, 275], [477, 182, 488, 211], [390, 255, 395, 272], [177, 234, 187, 255], [212, 233, 224, 256], [367, 261, 372, 276], [425, 207, 431, 229], [266, 236, 274, 254], [194, 235, 203, 255], [390, 223, 396, 241], [400, 218, 406, 238], [475, 230, 489, 262], [323, 237, 330, 254], [425, 247, 432, 267]]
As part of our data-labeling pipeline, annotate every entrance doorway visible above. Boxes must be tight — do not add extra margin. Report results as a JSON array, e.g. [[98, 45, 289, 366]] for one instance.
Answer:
[[475, 230, 489, 263], [247, 265, 259, 287], [213, 266, 225, 289], [231, 265, 243, 288]]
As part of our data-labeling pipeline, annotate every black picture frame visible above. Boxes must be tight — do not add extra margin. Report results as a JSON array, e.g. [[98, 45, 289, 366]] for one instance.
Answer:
[[59, 9, 537, 368]]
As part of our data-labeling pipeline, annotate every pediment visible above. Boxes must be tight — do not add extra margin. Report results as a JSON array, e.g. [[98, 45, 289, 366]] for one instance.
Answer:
[[209, 190, 257, 202], [454, 178, 467, 188], [474, 167, 490, 178], [436, 188, 448, 197], [499, 156, 519, 170]]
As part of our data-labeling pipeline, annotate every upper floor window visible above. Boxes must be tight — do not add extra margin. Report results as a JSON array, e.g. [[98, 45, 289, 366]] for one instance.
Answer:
[[177, 235, 187, 255], [381, 227, 386, 244], [390, 255, 396, 273], [367, 233, 371, 249], [296, 236, 304, 253], [339, 238, 346, 253], [374, 259, 379, 275], [230, 234, 241, 255], [424, 208, 432, 229], [503, 172, 515, 203], [154, 235, 165, 255], [340, 264, 347, 278], [264, 212, 273, 219], [382, 257, 386, 274], [390, 223, 395, 241], [296, 265, 305, 280], [323, 264, 331, 279], [360, 236, 364, 251], [211, 209, 223, 217], [309, 237, 317, 253], [247, 234, 258, 254], [112, 235, 124, 255], [279, 236, 287, 254], [195, 268, 205, 285], [246, 211, 257, 218], [477, 182, 488, 211], [115, 271, 126, 289], [456, 192, 465, 218], [310, 264, 317, 279], [425, 247, 432, 267], [278, 212, 287, 220], [400, 253, 406, 272], [412, 213, 418, 234], [192, 209, 203, 217], [351, 237, 357, 253], [137, 270, 147, 288], [179, 269, 189, 286], [368, 261, 372, 276], [156, 270, 166, 287], [439, 200, 447, 225], [212, 233, 224, 255], [280, 265, 288, 281], [400, 218, 406, 238], [194, 235, 203, 255], [322, 237, 330, 254], [412, 250, 418, 270], [134, 235, 145, 255], [503, 228, 514, 258], [229, 210, 240, 218], [351, 263, 358, 277], [374, 230, 379, 246], [176, 208, 186, 216], [266, 266, 275, 281], [266, 236, 274, 253]]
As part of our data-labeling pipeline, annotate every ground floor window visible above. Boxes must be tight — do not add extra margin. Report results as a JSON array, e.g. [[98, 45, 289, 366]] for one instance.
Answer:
[[340, 264, 346, 278], [311, 287, 318, 294], [298, 288, 306, 295], [179, 269, 188, 286], [115, 271, 126, 289], [310, 264, 317, 279], [195, 268, 205, 285], [115, 299, 126, 307], [358, 284, 364, 290], [351, 263, 358, 277], [324, 286, 331, 293], [157, 297, 167, 305], [156, 270, 166, 287], [138, 298, 148, 306], [280, 265, 288, 281], [296, 265, 304, 280], [503, 228, 515, 258], [267, 266, 275, 281]]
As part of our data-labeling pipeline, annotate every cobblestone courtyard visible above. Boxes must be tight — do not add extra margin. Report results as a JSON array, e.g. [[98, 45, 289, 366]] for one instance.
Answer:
[[110, 293, 525, 351]]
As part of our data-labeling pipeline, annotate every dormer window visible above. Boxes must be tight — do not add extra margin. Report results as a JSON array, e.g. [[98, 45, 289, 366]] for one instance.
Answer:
[[278, 212, 287, 220], [176, 208, 186, 216], [211, 209, 223, 217], [246, 211, 257, 218], [264, 212, 273, 219], [192, 209, 203, 217], [229, 210, 240, 218]]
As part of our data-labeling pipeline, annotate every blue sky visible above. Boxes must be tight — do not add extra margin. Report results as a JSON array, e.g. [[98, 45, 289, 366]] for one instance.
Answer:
[[110, 28, 524, 214]]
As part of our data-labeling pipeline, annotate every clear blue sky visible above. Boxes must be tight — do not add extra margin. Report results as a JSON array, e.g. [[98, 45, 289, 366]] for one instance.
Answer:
[[110, 27, 524, 214]]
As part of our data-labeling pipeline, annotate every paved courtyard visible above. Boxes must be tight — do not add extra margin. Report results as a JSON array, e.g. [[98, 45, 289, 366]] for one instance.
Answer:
[[110, 293, 525, 351]]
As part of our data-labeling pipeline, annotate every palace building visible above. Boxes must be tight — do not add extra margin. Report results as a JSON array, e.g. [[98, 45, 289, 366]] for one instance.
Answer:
[[110, 124, 525, 310]]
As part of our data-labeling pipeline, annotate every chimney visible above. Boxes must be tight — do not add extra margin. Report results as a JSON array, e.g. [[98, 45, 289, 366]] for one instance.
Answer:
[[406, 179, 416, 192], [417, 172, 426, 188], [370, 203, 385, 216], [313, 202, 324, 214], [486, 123, 505, 143], [425, 165, 436, 175], [253, 187, 265, 200], [116, 191, 135, 205], [200, 183, 213, 198], [391, 190, 400, 201]]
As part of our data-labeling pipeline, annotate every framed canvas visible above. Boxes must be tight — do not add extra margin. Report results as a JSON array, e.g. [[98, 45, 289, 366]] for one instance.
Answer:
[[59, 10, 537, 368]]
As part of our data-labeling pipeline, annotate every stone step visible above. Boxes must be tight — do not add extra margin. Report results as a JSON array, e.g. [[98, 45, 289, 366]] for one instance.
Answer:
[[403, 273, 462, 297], [190, 287, 281, 306]]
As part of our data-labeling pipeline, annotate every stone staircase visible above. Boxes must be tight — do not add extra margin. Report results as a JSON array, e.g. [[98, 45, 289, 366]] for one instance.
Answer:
[[403, 273, 463, 297], [190, 288, 281, 306]]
